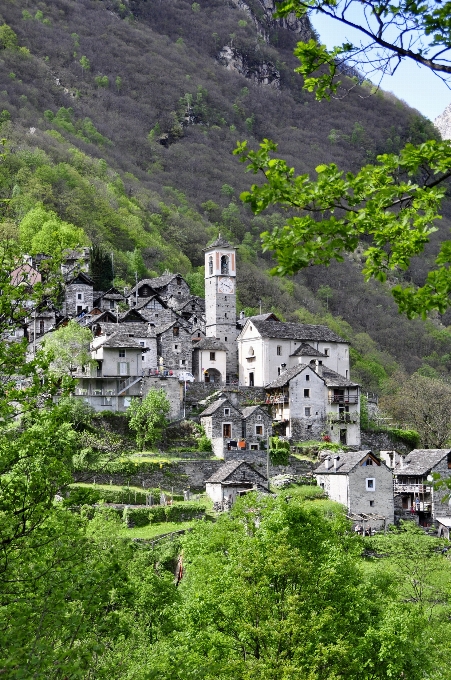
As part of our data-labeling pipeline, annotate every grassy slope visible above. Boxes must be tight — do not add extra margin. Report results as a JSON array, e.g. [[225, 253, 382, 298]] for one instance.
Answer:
[[1, 0, 451, 387]]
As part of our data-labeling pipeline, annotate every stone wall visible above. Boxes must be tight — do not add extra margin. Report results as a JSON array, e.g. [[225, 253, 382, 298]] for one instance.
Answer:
[[360, 430, 412, 455], [74, 455, 314, 491], [141, 375, 183, 420], [157, 324, 192, 374]]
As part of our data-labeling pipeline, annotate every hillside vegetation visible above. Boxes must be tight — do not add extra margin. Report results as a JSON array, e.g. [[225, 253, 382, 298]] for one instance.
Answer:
[[1, 0, 451, 390]]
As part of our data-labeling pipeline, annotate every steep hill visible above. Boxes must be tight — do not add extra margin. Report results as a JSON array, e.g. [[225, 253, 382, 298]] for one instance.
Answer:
[[1, 0, 451, 389]]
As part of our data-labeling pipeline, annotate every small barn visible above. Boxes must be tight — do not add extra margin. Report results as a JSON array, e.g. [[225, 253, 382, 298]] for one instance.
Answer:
[[205, 460, 269, 508]]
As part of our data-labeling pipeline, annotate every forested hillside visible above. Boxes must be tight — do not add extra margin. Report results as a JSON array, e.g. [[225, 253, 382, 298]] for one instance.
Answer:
[[1, 0, 451, 390]]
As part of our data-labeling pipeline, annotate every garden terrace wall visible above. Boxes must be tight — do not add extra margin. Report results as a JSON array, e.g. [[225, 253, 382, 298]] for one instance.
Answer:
[[73, 456, 314, 491]]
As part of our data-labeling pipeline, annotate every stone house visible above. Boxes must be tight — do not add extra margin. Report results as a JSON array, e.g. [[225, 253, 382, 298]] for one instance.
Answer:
[[75, 332, 147, 411], [314, 450, 394, 530], [134, 295, 174, 325], [237, 318, 350, 387], [242, 405, 272, 451], [393, 449, 451, 526], [127, 274, 190, 306], [63, 272, 94, 317], [156, 319, 193, 376], [205, 459, 269, 507], [192, 337, 227, 384], [92, 287, 125, 313], [266, 363, 360, 446], [200, 398, 244, 458], [61, 247, 90, 280]]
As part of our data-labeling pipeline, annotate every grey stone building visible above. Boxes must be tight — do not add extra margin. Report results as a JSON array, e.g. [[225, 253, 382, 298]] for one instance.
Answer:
[[205, 459, 269, 507], [63, 272, 94, 317], [242, 405, 272, 451], [315, 450, 394, 530], [156, 319, 193, 376], [127, 274, 190, 307], [393, 449, 451, 526], [266, 363, 360, 446], [92, 287, 125, 313], [133, 295, 174, 325], [200, 398, 244, 458]]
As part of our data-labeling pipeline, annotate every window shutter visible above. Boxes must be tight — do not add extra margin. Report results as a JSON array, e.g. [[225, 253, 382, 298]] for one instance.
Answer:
[[127, 362, 130, 375], [117, 362, 120, 375]]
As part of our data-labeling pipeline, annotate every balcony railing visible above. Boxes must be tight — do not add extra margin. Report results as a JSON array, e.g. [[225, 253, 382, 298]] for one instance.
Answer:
[[393, 483, 432, 494], [327, 412, 359, 424], [328, 395, 359, 404], [266, 395, 289, 404]]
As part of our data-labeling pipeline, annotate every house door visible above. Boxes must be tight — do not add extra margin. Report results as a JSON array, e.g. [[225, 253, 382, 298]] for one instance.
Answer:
[[223, 423, 231, 438], [340, 429, 347, 445], [249, 372, 254, 386]]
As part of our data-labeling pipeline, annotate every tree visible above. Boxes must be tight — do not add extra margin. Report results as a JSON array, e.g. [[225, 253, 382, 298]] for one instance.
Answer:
[[79, 55, 90, 73], [380, 372, 451, 447], [148, 494, 434, 679], [90, 243, 114, 291], [234, 2, 451, 319], [274, 0, 451, 92], [127, 388, 171, 450], [19, 204, 88, 259], [41, 320, 94, 377]]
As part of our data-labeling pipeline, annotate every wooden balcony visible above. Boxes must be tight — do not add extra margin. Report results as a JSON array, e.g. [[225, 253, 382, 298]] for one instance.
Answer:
[[328, 395, 359, 404], [393, 483, 432, 494]]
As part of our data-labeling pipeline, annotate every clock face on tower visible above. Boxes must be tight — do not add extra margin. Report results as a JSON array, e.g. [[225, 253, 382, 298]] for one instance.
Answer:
[[218, 276, 235, 294]]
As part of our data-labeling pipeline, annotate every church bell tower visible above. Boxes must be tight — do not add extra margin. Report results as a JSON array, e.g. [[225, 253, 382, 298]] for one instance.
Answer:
[[204, 235, 238, 379]]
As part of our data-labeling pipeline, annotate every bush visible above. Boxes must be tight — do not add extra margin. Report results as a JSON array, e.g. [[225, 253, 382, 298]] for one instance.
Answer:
[[123, 502, 207, 527], [197, 434, 212, 452]]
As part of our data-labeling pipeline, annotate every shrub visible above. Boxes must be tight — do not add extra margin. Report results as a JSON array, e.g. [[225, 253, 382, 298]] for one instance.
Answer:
[[123, 502, 207, 527]]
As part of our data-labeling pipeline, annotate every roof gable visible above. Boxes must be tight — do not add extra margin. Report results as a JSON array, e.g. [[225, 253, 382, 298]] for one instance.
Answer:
[[206, 460, 267, 483], [245, 319, 347, 343], [394, 449, 451, 475], [314, 450, 376, 474], [199, 398, 240, 418], [67, 271, 94, 286]]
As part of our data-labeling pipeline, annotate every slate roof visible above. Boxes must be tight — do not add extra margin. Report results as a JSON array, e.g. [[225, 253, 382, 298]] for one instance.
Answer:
[[393, 449, 451, 476], [203, 234, 234, 251], [199, 398, 237, 417], [155, 319, 190, 336], [206, 459, 267, 483], [266, 364, 308, 389], [321, 366, 359, 388], [66, 271, 94, 286], [98, 322, 155, 337], [314, 451, 373, 474], [94, 287, 125, 301], [119, 309, 148, 323], [241, 405, 267, 419], [248, 319, 347, 343], [193, 337, 227, 351], [126, 279, 159, 297], [290, 343, 326, 357], [95, 332, 148, 349], [135, 295, 169, 311]]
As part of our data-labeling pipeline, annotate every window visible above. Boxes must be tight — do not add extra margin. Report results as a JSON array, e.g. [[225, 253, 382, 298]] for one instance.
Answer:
[[304, 389, 310, 398], [225, 313, 227, 318], [305, 407, 311, 416], [250, 444, 259, 450], [221, 255, 229, 274], [257, 414, 262, 420], [210, 352, 216, 361], [119, 362, 128, 376], [277, 345, 282, 356], [173, 327, 179, 336], [39, 320, 44, 335], [256, 425, 263, 435], [224, 408, 230, 416], [140, 342, 145, 347], [366, 478, 375, 491], [110, 300, 115, 309], [306, 374, 310, 381], [324, 348, 330, 356], [180, 359, 186, 366], [119, 349, 126, 358], [369, 500, 375, 507], [365, 458, 373, 465], [224, 337, 227, 342], [209, 256, 213, 275], [77, 293, 83, 301], [176, 276, 181, 286], [174, 344, 178, 350], [223, 423, 231, 438]]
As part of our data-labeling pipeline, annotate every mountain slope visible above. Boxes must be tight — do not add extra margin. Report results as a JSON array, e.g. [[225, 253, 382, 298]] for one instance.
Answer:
[[1, 0, 451, 388]]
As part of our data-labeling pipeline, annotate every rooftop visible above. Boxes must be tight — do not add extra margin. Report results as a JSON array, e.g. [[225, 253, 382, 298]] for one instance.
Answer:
[[290, 343, 327, 358], [193, 337, 227, 351], [314, 450, 374, 474], [206, 459, 266, 483], [203, 234, 234, 251], [246, 319, 348, 343], [93, 332, 148, 349], [394, 449, 451, 476], [199, 397, 237, 417]]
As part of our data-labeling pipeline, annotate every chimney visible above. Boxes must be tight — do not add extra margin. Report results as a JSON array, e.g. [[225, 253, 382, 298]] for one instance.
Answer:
[[400, 455, 404, 470], [315, 359, 323, 376], [333, 455, 340, 471], [324, 457, 331, 470]]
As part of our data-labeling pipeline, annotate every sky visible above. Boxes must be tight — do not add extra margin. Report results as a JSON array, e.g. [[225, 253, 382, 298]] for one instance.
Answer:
[[311, 12, 451, 122]]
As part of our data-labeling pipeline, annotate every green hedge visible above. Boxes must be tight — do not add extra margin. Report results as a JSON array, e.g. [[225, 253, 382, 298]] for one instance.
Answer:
[[66, 485, 183, 506], [123, 502, 207, 527]]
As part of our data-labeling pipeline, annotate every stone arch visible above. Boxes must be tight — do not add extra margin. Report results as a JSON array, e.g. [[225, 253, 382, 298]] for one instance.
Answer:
[[221, 255, 229, 275]]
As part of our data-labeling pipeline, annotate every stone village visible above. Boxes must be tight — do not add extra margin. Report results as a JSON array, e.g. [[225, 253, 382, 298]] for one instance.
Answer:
[[13, 236, 451, 534]]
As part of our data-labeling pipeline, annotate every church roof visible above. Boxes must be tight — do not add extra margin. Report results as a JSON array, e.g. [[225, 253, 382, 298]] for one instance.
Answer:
[[290, 343, 327, 357], [193, 337, 227, 351], [247, 319, 347, 343], [203, 234, 234, 251]]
